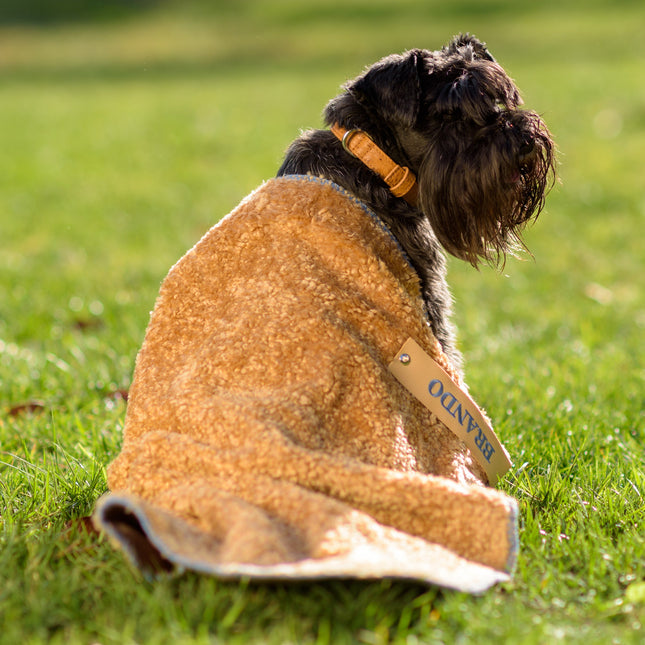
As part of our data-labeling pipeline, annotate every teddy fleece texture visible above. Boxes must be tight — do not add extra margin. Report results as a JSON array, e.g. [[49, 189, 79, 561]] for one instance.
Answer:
[[94, 175, 518, 593]]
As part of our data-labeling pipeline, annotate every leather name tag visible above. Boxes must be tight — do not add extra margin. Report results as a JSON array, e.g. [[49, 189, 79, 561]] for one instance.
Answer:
[[388, 338, 512, 484]]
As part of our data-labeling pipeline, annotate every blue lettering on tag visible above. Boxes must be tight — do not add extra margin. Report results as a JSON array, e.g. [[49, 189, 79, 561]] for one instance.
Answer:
[[456, 405, 473, 428], [427, 376, 495, 463], [428, 379, 443, 397], [474, 427, 495, 462], [440, 392, 459, 415], [466, 415, 480, 434]]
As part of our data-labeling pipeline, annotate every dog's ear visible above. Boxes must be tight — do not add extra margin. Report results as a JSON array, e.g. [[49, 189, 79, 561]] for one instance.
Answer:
[[433, 35, 520, 121], [346, 50, 426, 129], [444, 34, 495, 62]]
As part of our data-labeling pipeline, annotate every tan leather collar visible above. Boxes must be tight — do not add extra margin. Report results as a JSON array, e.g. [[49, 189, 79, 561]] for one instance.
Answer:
[[331, 123, 419, 207]]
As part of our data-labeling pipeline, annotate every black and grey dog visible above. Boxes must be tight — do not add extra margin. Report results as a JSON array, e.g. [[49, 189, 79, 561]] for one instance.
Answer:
[[278, 34, 556, 369]]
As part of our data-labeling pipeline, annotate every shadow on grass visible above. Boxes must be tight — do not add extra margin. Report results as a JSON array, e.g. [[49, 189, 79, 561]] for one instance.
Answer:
[[8, 519, 449, 644]]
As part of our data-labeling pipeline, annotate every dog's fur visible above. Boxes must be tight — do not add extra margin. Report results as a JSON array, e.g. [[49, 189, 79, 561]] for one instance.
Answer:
[[278, 34, 556, 369], [97, 35, 551, 582]]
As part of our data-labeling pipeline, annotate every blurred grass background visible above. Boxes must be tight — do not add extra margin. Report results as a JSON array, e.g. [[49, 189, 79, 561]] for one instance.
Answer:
[[0, 1, 644, 643]]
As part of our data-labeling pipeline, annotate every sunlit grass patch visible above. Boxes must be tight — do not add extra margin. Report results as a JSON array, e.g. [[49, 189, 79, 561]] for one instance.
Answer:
[[1, 1, 643, 643]]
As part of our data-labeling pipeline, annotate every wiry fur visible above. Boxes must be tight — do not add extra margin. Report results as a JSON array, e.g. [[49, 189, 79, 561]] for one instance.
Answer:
[[278, 34, 556, 369]]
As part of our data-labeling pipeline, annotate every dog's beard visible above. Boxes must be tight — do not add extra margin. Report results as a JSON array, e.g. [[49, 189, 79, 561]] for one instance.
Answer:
[[417, 109, 556, 267]]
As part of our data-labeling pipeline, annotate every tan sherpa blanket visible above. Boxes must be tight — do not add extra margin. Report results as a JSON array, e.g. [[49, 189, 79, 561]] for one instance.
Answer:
[[94, 175, 518, 593]]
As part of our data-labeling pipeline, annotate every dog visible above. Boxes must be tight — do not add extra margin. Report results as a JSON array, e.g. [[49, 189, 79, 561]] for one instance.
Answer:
[[278, 33, 556, 370], [97, 34, 556, 587]]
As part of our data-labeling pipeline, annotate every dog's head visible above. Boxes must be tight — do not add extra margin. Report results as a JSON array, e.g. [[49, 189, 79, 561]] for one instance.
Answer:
[[325, 34, 556, 266]]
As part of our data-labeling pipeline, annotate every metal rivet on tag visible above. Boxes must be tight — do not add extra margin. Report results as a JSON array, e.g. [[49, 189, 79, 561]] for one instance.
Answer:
[[399, 353, 411, 365]]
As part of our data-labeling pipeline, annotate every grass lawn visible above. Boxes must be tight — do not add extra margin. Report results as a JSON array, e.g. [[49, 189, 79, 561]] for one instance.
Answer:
[[1, 0, 643, 642]]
